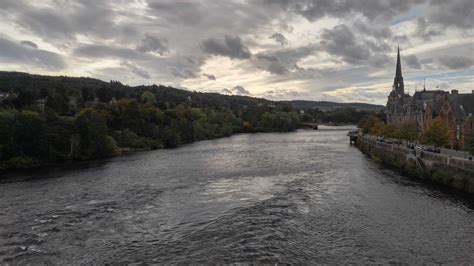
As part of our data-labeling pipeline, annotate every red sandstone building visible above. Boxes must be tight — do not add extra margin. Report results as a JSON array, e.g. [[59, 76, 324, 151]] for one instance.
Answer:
[[386, 47, 474, 149]]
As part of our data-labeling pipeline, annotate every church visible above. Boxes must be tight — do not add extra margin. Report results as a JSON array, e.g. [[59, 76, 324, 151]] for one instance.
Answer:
[[386, 47, 474, 149]]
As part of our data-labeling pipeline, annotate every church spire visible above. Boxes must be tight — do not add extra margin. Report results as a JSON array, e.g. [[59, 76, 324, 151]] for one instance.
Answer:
[[395, 45, 402, 78], [393, 46, 404, 95]]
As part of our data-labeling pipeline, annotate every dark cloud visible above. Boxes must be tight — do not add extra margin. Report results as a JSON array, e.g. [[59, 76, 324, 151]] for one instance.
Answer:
[[404, 54, 422, 69], [368, 53, 391, 68], [0, 37, 65, 70], [74, 43, 205, 80], [353, 20, 392, 39], [0, 0, 132, 43], [146, 1, 204, 26], [20, 40, 38, 49], [169, 67, 197, 79], [293, 64, 321, 79], [203, 73, 216, 80], [319, 24, 395, 67], [264, 0, 426, 22], [146, 0, 281, 37], [120, 61, 150, 79], [168, 56, 205, 79], [365, 39, 390, 53], [415, 17, 441, 41], [165, 56, 204, 79], [427, 0, 474, 29], [269, 33, 288, 46], [137, 34, 169, 55], [232, 86, 250, 95], [220, 86, 250, 95], [438, 56, 474, 70], [255, 54, 289, 75], [253, 45, 317, 75], [320, 24, 371, 65], [202, 36, 251, 59]]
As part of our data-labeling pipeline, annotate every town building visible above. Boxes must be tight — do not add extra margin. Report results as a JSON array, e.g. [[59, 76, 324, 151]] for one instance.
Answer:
[[386, 47, 474, 149]]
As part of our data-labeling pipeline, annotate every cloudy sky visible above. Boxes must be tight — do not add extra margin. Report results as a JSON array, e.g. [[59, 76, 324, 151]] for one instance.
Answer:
[[0, 0, 473, 104]]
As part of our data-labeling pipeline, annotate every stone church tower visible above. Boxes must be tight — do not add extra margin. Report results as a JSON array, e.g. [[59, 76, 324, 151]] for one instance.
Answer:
[[386, 46, 409, 124]]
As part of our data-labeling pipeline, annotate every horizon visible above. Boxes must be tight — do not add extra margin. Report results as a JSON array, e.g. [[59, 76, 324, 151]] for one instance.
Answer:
[[0, 70, 387, 106], [1, 1, 473, 105]]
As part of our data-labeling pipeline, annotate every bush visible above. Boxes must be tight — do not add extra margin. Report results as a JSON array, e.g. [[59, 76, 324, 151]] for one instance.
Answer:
[[0, 156, 36, 171]]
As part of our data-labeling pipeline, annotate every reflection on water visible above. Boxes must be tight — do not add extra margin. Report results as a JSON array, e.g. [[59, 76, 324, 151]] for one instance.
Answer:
[[0, 128, 473, 264]]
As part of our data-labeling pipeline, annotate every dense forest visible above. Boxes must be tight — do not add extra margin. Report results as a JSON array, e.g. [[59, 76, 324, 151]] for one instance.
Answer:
[[0, 72, 382, 171]]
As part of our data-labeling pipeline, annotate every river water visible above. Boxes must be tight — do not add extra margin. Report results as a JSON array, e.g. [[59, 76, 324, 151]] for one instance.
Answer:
[[0, 127, 473, 264]]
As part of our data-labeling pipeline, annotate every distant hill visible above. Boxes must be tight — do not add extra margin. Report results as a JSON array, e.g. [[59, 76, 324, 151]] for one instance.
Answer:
[[0, 71, 278, 111], [0, 71, 383, 111], [288, 100, 385, 111]]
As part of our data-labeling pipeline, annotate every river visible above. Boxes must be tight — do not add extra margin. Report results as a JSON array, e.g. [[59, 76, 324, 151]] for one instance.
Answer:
[[0, 126, 473, 264]]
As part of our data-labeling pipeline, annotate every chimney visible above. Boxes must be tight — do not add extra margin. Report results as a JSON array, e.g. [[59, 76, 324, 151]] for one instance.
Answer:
[[451, 89, 458, 95]]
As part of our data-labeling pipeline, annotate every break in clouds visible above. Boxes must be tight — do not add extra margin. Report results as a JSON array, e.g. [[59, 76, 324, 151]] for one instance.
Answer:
[[0, 0, 473, 104]]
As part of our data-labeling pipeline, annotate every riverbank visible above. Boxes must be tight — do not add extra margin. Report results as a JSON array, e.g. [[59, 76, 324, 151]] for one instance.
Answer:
[[356, 136, 474, 193], [0, 128, 300, 176]]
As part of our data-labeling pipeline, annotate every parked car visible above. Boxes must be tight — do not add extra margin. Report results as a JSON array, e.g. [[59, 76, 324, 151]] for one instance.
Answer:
[[426, 146, 441, 153]]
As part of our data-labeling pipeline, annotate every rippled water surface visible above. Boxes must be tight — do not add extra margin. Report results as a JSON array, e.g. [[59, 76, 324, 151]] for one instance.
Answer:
[[1, 127, 473, 264]]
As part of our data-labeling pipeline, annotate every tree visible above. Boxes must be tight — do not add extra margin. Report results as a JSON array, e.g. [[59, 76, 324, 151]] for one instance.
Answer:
[[75, 108, 117, 158], [14, 110, 48, 158], [260, 112, 273, 128], [384, 124, 398, 138], [162, 126, 181, 148], [141, 91, 157, 106], [360, 115, 382, 134], [422, 117, 451, 147], [97, 86, 113, 102], [468, 134, 474, 155], [369, 121, 387, 136], [0, 110, 17, 160], [398, 122, 418, 142]]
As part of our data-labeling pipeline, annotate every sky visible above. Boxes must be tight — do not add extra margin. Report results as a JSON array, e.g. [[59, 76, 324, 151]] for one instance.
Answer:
[[0, 0, 473, 104]]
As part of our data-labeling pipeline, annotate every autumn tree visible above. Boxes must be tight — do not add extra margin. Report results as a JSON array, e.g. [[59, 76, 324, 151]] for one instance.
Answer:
[[422, 117, 451, 147], [397, 122, 418, 142], [360, 115, 382, 134]]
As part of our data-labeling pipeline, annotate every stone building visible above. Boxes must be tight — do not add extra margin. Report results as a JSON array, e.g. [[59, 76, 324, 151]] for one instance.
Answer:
[[386, 47, 474, 149]]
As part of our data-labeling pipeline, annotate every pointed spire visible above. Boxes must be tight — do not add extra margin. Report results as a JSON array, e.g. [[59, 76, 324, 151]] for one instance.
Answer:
[[393, 46, 405, 95], [395, 45, 402, 78]]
